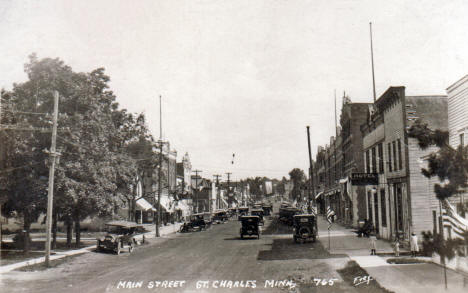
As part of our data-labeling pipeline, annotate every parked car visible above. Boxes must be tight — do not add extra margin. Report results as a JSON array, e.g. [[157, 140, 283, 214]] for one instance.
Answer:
[[237, 207, 249, 218], [213, 210, 228, 224], [279, 207, 301, 225], [191, 213, 207, 231], [97, 221, 139, 254], [292, 214, 317, 243], [239, 216, 260, 239], [262, 204, 272, 216], [250, 209, 264, 225]]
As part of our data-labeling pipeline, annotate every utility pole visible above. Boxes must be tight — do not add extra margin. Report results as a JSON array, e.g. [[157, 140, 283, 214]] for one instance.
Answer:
[[226, 172, 231, 203], [214, 174, 221, 209], [45, 91, 60, 267], [156, 95, 163, 238], [306, 126, 313, 213], [193, 170, 202, 213]]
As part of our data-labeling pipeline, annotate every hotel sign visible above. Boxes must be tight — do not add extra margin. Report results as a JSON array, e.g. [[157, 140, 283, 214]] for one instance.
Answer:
[[351, 173, 378, 185]]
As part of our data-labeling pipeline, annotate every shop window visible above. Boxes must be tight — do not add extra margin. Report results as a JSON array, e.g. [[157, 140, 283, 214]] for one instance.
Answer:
[[367, 190, 372, 220], [371, 147, 376, 173], [374, 190, 379, 233], [380, 189, 386, 227]]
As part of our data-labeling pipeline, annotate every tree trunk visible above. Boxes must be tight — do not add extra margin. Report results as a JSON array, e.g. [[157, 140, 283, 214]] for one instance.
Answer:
[[22, 214, 31, 254], [66, 217, 72, 248], [74, 211, 81, 247], [52, 211, 58, 249]]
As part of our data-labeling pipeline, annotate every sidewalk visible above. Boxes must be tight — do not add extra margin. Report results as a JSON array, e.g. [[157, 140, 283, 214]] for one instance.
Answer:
[[0, 222, 183, 273], [316, 216, 467, 292]]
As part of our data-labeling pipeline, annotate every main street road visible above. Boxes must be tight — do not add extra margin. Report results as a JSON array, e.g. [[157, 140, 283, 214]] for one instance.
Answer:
[[1, 215, 355, 293]]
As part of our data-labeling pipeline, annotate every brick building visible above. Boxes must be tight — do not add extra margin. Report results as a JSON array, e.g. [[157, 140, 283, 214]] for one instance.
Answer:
[[362, 86, 448, 241], [339, 98, 372, 227]]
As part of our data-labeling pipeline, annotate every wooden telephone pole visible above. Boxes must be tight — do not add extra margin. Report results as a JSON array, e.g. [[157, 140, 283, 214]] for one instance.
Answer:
[[226, 172, 231, 202], [306, 126, 314, 212], [213, 174, 221, 209], [45, 91, 60, 266]]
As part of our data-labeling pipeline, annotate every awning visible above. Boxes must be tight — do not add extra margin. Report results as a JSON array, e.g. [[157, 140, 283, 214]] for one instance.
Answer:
[[315, 191, 323, 199], [136, 198, 156, 211], [158, 195, 175, 213], [174, 200, 191, 216], [339, 177, 348, 184]]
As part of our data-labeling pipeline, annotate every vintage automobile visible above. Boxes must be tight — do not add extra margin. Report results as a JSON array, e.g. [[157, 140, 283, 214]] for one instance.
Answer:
[[262, 204, 273, 216], [292, 214, 317, 243], [250, 209, 264, 225], [228, 208, 237, 217], [237, 207, 249, 218], [97, 221, 139, 254], [279, 207, 301, 225], [179, 213, 208, 232], [191, 213, 208, 231], [213, 210, 228, 224], [239, 216, 260, 239]]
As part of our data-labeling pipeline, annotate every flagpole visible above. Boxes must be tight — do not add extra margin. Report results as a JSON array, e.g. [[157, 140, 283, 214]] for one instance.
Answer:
[[370, 22, 377, 102], [439, 199, 448, 289]]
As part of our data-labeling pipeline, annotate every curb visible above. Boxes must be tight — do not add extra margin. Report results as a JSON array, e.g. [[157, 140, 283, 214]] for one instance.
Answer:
[[0, 223, 183, 273]]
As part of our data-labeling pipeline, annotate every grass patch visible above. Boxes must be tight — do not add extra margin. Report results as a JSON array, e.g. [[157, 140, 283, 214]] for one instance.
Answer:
[[337, 260, 394, 293], [386, 258, 429, 265], [15, 253, 84, 272]]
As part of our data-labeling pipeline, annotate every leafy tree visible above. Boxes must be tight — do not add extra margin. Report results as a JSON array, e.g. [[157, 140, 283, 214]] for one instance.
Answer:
[[0, 55, 155, 249], [408, 119, 467, 261], [288, 168, 305, 201], [407, 120, 467, 200]]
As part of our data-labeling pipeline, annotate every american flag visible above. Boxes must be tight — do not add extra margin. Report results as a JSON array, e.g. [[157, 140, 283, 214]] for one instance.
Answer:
[[441, 198, 468, 239], [326, 206, 335, 224]]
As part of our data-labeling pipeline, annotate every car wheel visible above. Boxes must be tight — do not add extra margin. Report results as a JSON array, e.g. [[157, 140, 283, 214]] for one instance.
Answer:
[[116, 242, 121, 255], [293, 236, 297, 243]]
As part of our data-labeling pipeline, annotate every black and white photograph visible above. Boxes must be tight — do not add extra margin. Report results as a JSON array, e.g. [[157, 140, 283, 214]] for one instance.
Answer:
[[0, 1, 467, 292]]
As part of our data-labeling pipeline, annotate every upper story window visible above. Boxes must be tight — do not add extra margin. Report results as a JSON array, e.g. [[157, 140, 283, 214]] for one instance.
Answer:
[[365, 150, 370, 173], [388, 143, 392, 172], [378, 143, 384, 173], [460, 133, 465, 147], [397, 139, 402, 170], [392, 141, 397, 171]]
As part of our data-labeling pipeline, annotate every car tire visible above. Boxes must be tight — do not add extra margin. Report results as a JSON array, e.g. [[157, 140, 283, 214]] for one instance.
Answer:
[[116, 242, 121, 255], [293, 236, 297, 243]]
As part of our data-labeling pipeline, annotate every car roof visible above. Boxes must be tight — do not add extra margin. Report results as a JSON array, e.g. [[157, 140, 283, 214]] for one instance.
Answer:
[[293, 214, 316, 217], [240, 215, 259, 219], [251, 209, 263, 212]]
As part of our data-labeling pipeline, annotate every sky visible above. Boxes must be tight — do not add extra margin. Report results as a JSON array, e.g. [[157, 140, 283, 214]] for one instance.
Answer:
[[0, 0, 467, 181]]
